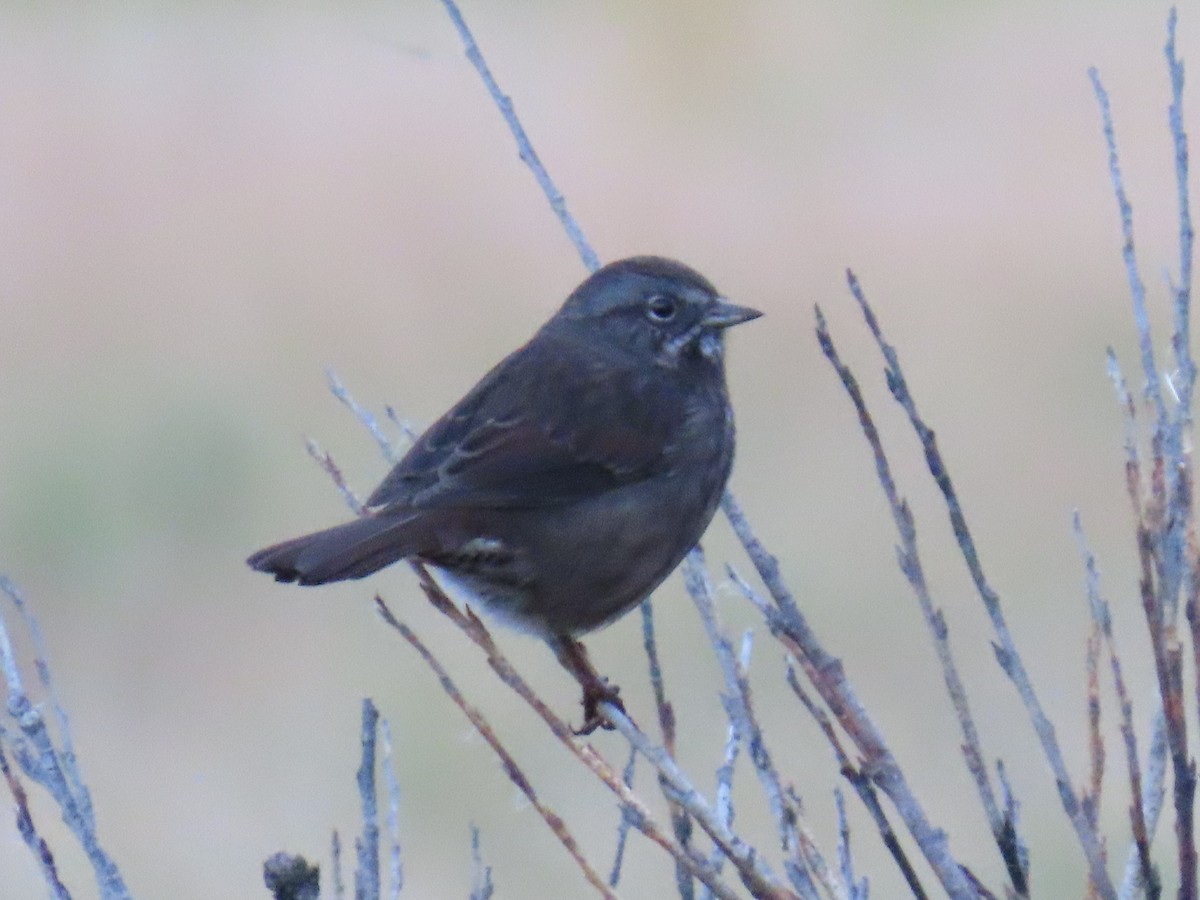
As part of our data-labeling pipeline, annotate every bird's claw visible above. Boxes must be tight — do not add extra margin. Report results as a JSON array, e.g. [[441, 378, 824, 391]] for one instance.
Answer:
[[574, 680, 625, 736]]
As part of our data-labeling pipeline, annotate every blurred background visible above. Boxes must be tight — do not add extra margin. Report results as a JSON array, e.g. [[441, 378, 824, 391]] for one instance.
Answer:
[[0, 1, 1194, 896]]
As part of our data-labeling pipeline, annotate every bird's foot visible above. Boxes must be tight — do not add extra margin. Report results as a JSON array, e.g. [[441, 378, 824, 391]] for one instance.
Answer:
[[550, 635, 629, 735], [576, 680, 624, 736]]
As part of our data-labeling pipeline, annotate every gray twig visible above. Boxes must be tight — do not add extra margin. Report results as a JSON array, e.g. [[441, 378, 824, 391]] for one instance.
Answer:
[[607, 744, 638, 889], [835, 790, 868, 900], [1075, 514, 1158, 898], [599, 698, 798, 900], [1165, 7, 1195, 426], [332, 830, 346, 900], [720, 494, 977, 899], [640, 598, 694, 899], [378, 717, 404, 899], [469, 824, 495, 900], [380, 573, 762, 900], [700, 668, 743, 900], [814, 303, 1028, 896], [376, 594, 621, 899], [437, 0, 600, 272], [0, 575, 132, 900], [842, 271, 1115, 898], [1089, 69, 1166, 429], [725, 562, 928, 900], [328, 369, 403, 465], [354, 699, 381, 900], [682, 550, 818, 899], [1094, 22, 1197, 893], [305, 437, 365, 516], [0, 740, 69, 899]]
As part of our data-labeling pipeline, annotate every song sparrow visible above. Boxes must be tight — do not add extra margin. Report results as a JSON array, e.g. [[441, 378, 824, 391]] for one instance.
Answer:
[[249, 256, 760, 729]]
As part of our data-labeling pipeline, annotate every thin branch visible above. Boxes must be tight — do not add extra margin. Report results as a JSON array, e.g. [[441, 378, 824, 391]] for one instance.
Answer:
[[728, 565, 929, 900], [607, 745, 638, 889], [683, 550, 820, 899], [1133, 486, 1195, 898], [640, 598, 695, 899], [332, 830, 346, 900], [597, 698, 799, 900], [1095, 37, 1198, 892], [1107, 351, 1173, 898], [843, 271, 1115, 899], [1075, 513, 1158, 898], [1090, 68, 1166, 429], [354, 699, 381, 900], [721, 493, 978, 899], [1165, 7, 1196, 423], [0, 575, 131, 900], [1084, 563, 1106, 868], [437, 0, 600, 272], [1093, 56, 1196, 895], [305, 437, 364, 516], [835, 790, 867, 900], [700, 675, 744, 900], [380, 568, 783, 900], [814, 303, 1028, 896], [469, 825, 495, 900], [0, 741, 69, 899], [376, 599, 619, 899], [377, 716, 404, 899], [328, 369, 404, 465]]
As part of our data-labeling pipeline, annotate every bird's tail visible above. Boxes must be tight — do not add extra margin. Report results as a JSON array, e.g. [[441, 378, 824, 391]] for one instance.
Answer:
[[247, 515, 418, 585]]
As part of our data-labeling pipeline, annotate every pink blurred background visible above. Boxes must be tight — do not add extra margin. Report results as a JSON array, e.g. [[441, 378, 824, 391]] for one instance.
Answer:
[[0, 2, 1194, 896]]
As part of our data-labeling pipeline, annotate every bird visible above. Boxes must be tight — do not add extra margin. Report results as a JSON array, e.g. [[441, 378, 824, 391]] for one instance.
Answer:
[[248, 255, 760, 730]]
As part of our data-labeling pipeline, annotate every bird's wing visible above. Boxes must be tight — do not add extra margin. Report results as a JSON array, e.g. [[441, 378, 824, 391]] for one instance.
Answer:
[[365, 335, 679, 510]]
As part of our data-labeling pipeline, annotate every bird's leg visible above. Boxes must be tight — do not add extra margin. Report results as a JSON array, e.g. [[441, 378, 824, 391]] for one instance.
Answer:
[[550, 635, 627, 735]]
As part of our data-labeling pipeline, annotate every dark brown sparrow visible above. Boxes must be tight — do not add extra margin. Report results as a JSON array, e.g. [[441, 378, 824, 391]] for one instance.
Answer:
[[248, 256, 760, 730]]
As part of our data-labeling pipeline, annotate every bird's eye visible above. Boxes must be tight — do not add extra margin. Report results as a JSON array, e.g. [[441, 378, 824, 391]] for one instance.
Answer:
[[645, 295, 677, 322]]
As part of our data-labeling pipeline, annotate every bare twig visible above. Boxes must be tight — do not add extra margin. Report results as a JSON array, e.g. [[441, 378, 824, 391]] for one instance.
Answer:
[[0, 575, 132, 900], [1090, 69, 1166, 429], [726, 560, 929, 900], [607, 745, 638, 889], [1108, 351, 1173, 899], [376, 597, 619, 899], [1094, 30, 1197, 894], [639, 598, 695, 899], [469, 824, 495, 900], [436, 0, 600, 272], [790, 803, 843, 900], [1084, 562, 1107, 890], [1132, 480, 1195, 899], [328, 369, 404, 465], [0, 741, 69, 899], [721, 493, 978, 899], [597, 699, 798, 900], [380, 567, 782, 900], [835, 790, 867, 900], [842, 271, 1115, 898], [683, 550, 819, 899], [700, 667, 744, 900], [1075, 513, 1159, 898], [332, 830, 346, 900], [814, 303, 1028, 896], [355, 699, 381, 900], [378, 716, 404, 899], [305, 437, 365, 516], [1165, 7, 1195, 425]]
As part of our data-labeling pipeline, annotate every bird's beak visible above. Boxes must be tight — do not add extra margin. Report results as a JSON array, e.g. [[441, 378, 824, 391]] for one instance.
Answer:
[[702, 297, 763, 329]]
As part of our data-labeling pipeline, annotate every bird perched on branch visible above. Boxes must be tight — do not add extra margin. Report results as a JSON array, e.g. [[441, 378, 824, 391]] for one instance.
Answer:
[[248, 256, 760, 732]]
